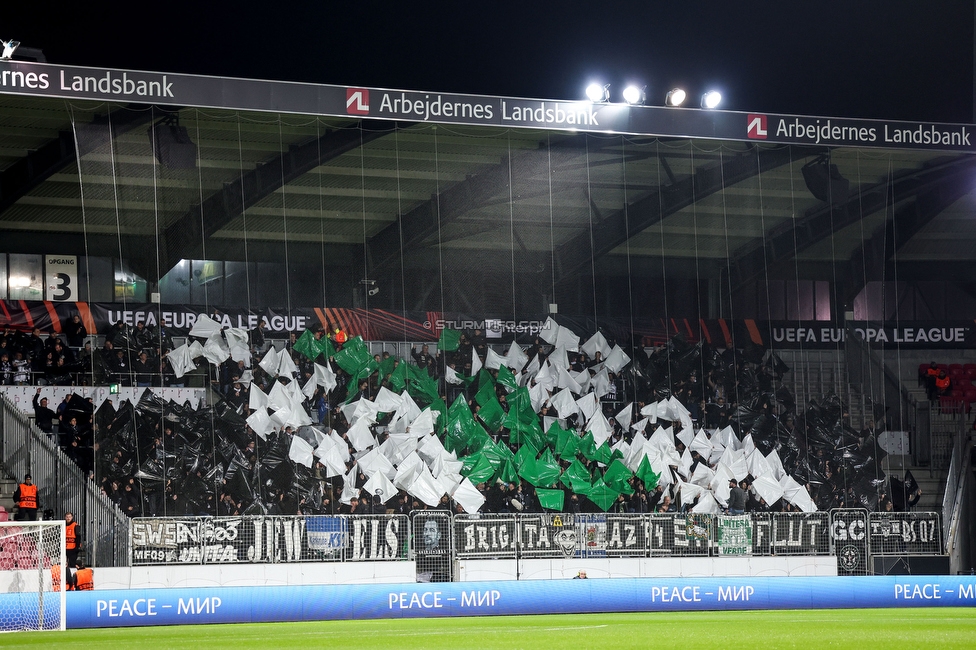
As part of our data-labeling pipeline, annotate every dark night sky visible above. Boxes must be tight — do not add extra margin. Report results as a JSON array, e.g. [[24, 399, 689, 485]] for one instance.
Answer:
[[8, 1, 976, 123]]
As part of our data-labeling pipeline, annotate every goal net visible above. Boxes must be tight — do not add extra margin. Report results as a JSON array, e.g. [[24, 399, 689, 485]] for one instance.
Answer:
[[0, 521, 66, 632]]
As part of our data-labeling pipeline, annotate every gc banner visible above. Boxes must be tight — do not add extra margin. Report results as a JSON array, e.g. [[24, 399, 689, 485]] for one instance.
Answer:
[[830, 509, 870, 576]]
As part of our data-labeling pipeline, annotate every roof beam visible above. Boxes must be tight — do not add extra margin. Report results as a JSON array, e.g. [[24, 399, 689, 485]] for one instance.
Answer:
[[552, 144, 804, 284], [842, 164, 976, 303], [728, 156, 976, 294], [158, 121, 390, 278], [0, 105, 154, 218]]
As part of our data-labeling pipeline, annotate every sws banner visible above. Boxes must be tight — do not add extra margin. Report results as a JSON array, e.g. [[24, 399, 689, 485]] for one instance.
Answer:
[[3, 299, 976, 350], [39, 576, 976, 630]]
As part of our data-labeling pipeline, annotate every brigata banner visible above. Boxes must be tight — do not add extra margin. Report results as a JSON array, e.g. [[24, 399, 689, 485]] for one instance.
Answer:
[[35, 576, 975, 630], [1, 60, 974, 152], [129, 515, 408, 565]]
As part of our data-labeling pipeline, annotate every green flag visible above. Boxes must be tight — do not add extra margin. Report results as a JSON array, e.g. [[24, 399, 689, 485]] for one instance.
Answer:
[[377, 355, 397, 381], [536, 488, 565, 511], [496, 458, 519, 484], [586, 479, 621, 512], [334, 336, 371, 374], [496, 364, 519, 393], [464, 454, 496, 484], [474, 378, 497, 407], [438, 329, 461, 351], [560, 459, 593, 494], [293, 329, 322, 361], [636, 456, 661, 490], [603, 459, 635, 495], [513, 443, 537, 471], [477, 397, 505, 433], [579, 432, 599, 461], [388, 361, 408, 392], [555, 427, 580, 461], [533, 448, 562, 488]]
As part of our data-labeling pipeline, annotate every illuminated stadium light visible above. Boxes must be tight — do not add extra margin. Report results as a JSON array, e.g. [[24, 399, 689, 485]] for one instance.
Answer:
[[701, 90, 722, 109], [665, 88, 687, 107], [0, 40, 19, 61], [622, 85, 645, 105], [585, 82, 610, 103]]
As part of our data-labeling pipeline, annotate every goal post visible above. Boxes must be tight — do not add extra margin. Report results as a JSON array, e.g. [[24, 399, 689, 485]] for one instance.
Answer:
[[0, 521, 66, 632]]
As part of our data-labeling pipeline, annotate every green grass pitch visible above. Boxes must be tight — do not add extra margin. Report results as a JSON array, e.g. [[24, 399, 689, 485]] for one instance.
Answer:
[[5, 609, 976, 649]]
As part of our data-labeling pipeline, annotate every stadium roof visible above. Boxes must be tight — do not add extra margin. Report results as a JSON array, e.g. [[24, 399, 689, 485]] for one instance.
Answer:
[[1, 61, 975, 308]]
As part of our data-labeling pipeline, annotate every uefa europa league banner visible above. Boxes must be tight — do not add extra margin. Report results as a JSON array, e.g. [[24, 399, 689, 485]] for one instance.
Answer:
[[2, 299, 976, 349]]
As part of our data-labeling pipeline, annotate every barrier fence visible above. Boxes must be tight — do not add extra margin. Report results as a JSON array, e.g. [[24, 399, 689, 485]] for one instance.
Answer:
[[0, 394, 129, 567], [129, 509, 942, 576]]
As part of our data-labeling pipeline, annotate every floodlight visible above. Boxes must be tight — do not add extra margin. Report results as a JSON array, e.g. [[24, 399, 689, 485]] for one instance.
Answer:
[[665, 88, 687, 107], [622, 85, 645, 105], [1, 40, 20, 60], [585, 82, 610, 103], [701, 90, 722, 109]]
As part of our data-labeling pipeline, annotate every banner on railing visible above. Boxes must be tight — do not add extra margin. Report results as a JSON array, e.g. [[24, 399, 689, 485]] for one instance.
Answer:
[[868, 512, 942, 555], [717, 516, 752, 555], [128, 511, 941, 567], [130, 515, 408, 565]]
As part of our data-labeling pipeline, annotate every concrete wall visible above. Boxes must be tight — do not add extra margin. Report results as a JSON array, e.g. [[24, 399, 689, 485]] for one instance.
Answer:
[[457, 556, 837, 581]]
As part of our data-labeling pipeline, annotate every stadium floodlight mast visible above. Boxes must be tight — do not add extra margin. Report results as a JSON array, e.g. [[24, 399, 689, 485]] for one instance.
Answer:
[[665, 88, 687, 107], [1, 39, 19, 60], [700, 90, 722, 109], [585, 82, 610, 103], [622, 85, 646, 105]]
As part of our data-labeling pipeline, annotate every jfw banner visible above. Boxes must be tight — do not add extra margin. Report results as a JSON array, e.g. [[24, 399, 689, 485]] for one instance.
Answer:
[[717, 516, 753, 556], [130, 515, 408, 565]]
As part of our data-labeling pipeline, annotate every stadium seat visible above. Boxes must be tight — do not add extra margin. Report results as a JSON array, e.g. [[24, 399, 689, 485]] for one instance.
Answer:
[[949, 364, 964, 378], [965, 364, 976, 379], [0, 506, 7, 522], [964, 387, 976, 404], [940, 396, 966, 413]]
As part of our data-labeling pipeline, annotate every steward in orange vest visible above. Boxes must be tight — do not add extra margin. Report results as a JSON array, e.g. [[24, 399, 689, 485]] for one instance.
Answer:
[[74, 565, 94, 591], [14, 474, 37, 521], [65, 512, 82, 567]]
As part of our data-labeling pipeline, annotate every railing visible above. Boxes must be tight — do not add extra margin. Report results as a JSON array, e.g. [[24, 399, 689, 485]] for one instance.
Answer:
[[944, 435, 975, 574], [844, 324, 916, 432], [128, 510, 943, 576], [0, 393, 129, 567]]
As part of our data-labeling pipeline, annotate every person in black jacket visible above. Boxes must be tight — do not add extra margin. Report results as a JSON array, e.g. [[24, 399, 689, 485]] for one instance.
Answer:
[[32, 389, 57, 435]]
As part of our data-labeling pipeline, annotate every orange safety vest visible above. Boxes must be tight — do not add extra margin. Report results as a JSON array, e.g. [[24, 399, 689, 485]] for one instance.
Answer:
[[17, 484, 36, 509], [334, 329, 347, 344], [936, 376, 951, 390], [927, 367, 940, 378], [66, 521, 79, 550], [75, 568, 93, 591]]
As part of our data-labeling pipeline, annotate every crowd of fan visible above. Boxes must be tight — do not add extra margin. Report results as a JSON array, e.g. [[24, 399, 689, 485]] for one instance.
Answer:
[[4, 314, 907, 519]]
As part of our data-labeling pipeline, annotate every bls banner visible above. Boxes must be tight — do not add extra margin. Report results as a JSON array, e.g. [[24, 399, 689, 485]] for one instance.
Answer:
[[130, 515, 408, 565]]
